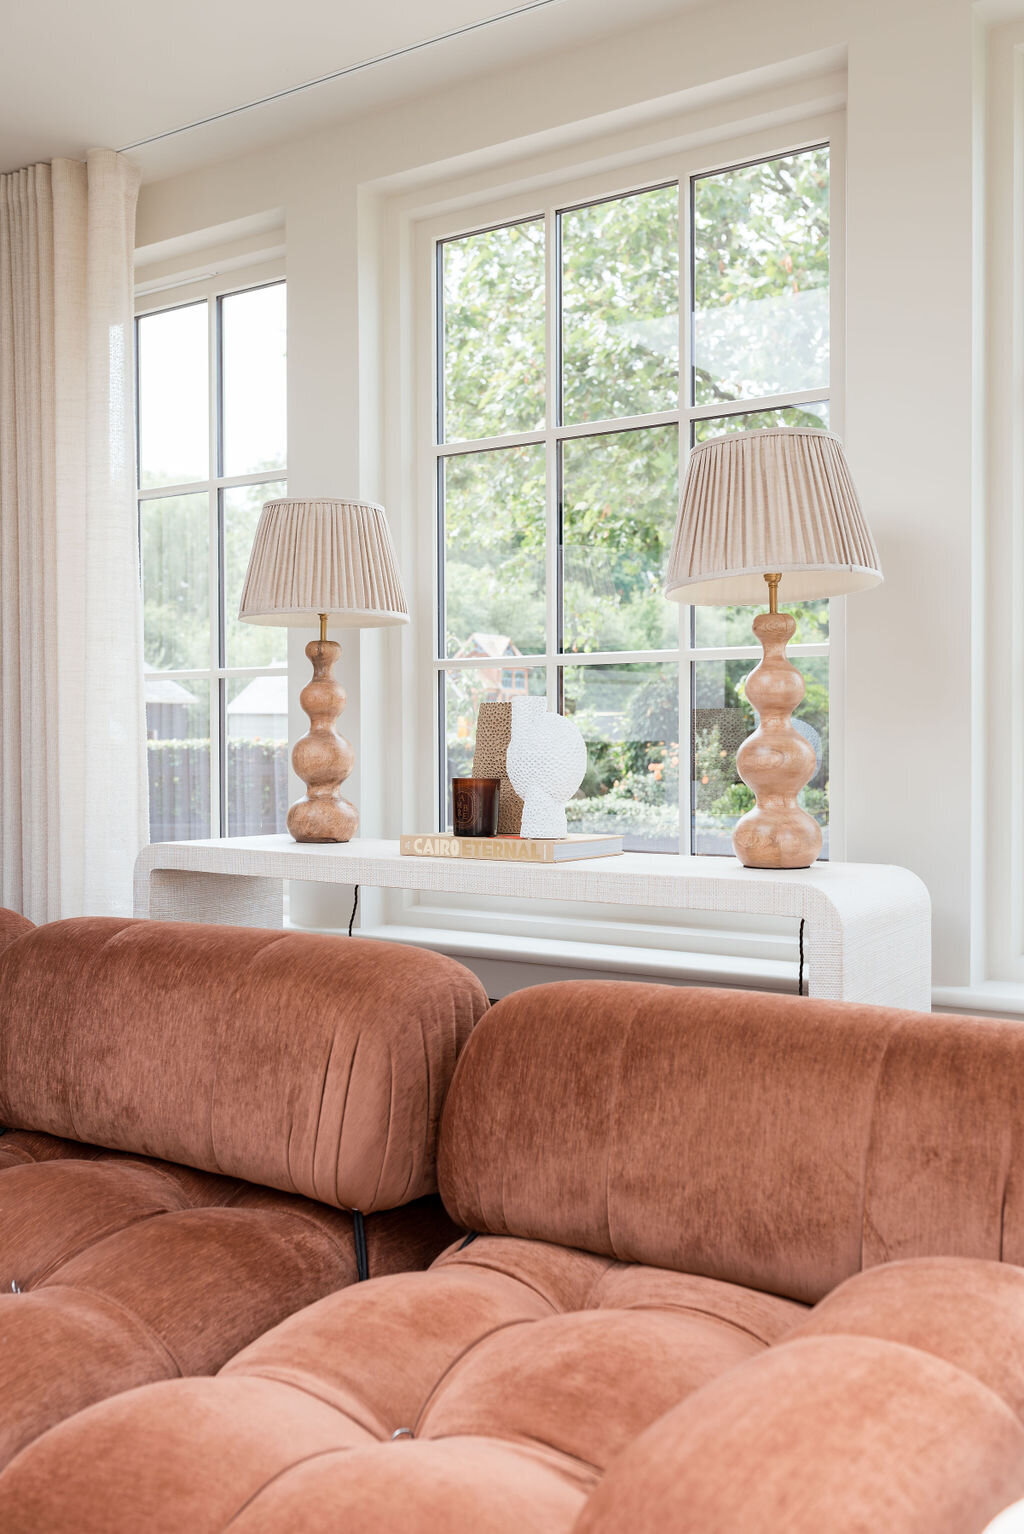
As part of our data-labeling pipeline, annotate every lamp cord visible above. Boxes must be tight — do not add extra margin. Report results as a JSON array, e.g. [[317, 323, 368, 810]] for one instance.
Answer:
[[352, 1209, 369, 1281], [798, 918, 805, 996]]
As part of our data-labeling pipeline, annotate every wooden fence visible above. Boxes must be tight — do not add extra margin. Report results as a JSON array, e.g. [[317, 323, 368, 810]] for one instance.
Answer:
[[148, 738, 288, 841]]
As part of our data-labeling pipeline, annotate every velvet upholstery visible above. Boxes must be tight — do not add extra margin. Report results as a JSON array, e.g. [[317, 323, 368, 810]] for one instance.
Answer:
[[0, 1130, 457, 1468], [0, 916, 488, 1209], [0, 910, 484, 1470], [0, 1238, 805, 1532], [785, 1256, 1024, 1414], [6, 971, 1024, 1532], [576, 1335, 1024, 1534], [0, 906, 33, 954], [439, 980, 1024, 1302]]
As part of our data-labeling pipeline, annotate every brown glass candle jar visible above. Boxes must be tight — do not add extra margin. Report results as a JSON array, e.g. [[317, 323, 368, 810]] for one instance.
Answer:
[[452, 777, 500, 837]]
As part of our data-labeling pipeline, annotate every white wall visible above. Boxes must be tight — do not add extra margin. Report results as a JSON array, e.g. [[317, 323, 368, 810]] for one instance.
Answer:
[[135, 0, 988, 988]]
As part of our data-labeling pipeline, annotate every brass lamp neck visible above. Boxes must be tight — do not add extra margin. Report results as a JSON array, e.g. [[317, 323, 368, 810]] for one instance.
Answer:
[[764, 573, 782, 615], [318, 612, 328, 643]]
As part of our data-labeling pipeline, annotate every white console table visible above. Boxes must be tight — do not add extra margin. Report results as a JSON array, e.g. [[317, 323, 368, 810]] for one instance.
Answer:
[[134, 836, 931, 1011]]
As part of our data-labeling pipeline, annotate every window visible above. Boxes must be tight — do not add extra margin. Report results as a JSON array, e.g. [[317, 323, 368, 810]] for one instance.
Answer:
[[434, 146, 830, 854], [136, 279, 288, 842]]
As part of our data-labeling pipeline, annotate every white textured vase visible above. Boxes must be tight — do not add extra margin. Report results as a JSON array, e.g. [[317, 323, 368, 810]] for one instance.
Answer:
[[505, 697, 588, 839]]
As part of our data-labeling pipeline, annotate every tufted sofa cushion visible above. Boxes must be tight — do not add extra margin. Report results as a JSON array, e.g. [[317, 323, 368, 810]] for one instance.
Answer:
[[0, 907, 32, 955], [0, 911, 487, 1472], [577, 1329, 1024, 1534], [0, 1128, 452, 1469], [8, 1241, 1024, 1533], [439, 980, 1024, 1302], [8, 980, 1024, 1532], [0, 1235, 807, 1532], [0, 916, 487, 1209]]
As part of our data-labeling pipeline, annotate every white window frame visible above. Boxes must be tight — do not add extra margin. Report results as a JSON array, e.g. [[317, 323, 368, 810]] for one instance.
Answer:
[[929, 17, 1024, 1017], [135, 259, 287, 841], [976, 21, 1024, 991], [376, 106, 846, 977]]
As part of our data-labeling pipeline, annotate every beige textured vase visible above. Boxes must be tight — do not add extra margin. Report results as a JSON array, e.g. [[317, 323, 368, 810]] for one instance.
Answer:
[[287, 639, 358, 843], [732, 612, 822, 870], [472, 701, 524, 835]]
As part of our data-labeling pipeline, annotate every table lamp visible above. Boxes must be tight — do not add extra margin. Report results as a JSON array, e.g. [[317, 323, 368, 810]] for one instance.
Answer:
[[239, 497, 409, 843], [665, 428, 882, 870]]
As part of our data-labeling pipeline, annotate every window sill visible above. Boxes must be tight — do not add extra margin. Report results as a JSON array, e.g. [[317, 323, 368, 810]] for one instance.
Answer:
[[931, 983, 1024, 1020], [355, 922, 801, 996]]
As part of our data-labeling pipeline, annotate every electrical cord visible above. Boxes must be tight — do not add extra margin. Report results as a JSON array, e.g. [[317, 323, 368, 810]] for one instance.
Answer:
[[352, 1210, 369, 1281]]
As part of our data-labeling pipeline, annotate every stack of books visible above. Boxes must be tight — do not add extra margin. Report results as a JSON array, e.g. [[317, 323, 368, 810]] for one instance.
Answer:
[[399, 833, 623, 863]]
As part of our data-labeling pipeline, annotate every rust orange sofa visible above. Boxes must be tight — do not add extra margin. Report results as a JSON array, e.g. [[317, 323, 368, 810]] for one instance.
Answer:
[[4, 914, 1024, 1531], [0, 907, 487, 1470]]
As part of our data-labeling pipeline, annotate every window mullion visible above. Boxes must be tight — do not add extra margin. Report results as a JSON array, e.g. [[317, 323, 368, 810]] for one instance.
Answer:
[[690, 388, 830, 422], [145, 665, 288, 681], [435, 408, 684, 459], [138, 479, 211, 500], [554, 408, 680, 442], [435, 428, 547, 457], [545, 204, 560, 711], [678, 175, 693, 855], [206, 291, 221, 838], [213, 469, 292, 493]]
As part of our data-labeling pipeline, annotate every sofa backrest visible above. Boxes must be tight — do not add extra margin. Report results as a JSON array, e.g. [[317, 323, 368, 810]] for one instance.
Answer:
[[437, 980, 1024, 1304], [0, 908, 33, 955], [0, 914, 488, 1211]]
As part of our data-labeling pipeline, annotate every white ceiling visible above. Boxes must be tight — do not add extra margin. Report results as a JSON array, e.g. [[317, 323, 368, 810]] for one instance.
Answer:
[[1, 0, 698, 183]]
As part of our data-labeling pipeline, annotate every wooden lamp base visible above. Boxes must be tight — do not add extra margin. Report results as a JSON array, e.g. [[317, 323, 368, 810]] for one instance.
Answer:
[[287, 624, 358, 844], [733, 577, 823, 870]]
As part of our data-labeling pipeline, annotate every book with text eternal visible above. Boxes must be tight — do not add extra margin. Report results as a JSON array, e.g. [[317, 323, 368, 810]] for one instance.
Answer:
[[399, 833, 624, 863]]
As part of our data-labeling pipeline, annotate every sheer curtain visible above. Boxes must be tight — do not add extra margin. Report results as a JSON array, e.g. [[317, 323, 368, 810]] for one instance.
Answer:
[[0, 149, 146, 922]]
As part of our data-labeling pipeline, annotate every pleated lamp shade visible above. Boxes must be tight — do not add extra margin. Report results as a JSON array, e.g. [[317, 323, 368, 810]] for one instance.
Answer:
[[666, 428, 882, 605], [239, 498, 409, 627]]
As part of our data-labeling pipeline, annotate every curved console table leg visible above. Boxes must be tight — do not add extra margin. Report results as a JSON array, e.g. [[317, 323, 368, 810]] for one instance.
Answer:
[[802, 880, 932, 1011]]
